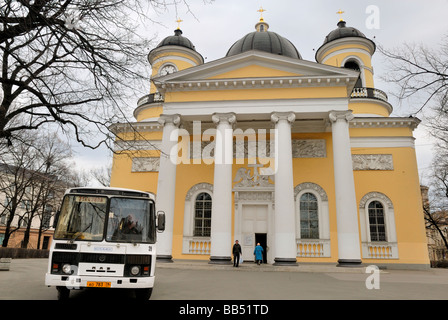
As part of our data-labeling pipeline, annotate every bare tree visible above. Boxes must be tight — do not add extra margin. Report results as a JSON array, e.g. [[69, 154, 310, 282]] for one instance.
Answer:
[[380, 39, 448, 116], [0, 131, 72, 247], [0, 133, 38, 247], [424, 151, 448, 255], [0, 0, 168, 149], [21, 132, 72, 248], [381, 37, 448, 257], [90, 164, 111, 187]]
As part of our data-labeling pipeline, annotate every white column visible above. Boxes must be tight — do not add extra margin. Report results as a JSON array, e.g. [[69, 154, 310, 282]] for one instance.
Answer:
[[156, 114, 181, 262], [209, 112, 236, 264], [271, 112, 298, 266], [329, 110, 362, 266]]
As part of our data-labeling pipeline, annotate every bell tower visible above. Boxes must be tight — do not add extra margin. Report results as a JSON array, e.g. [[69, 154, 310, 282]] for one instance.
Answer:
[[316, 17, 392, 117], [315, 19, 376, 88], [134, 22, 204, 121], [148, 23, 204, 94]]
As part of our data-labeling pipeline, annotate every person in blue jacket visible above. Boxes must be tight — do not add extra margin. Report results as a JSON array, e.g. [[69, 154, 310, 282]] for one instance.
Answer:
[[254, 243, 264, 265]]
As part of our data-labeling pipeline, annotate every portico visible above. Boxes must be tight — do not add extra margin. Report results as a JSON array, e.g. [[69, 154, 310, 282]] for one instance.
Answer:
[[155, 102, 362, 266]]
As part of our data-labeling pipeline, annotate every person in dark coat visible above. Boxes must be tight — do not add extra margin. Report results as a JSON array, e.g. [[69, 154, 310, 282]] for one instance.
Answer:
[[232, 240, 242, 267], [254, 243, 264, 265]]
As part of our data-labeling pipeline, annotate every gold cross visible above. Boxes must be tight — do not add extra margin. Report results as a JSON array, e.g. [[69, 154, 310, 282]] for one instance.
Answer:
[[336, 9, 344, 21], [257, 6, 266, 19], [176, 18, 183, 29]]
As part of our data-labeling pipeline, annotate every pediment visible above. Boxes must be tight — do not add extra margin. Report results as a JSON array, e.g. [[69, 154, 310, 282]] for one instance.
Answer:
[[152, 50, 359, 88]]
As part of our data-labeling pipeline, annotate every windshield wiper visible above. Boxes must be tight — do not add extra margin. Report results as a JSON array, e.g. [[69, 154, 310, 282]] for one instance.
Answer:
[[70, 222, 93, 243]]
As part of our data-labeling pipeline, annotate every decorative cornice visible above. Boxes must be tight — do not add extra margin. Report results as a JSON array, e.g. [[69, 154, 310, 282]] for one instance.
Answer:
[[294, 182, 328, 201], [350, 117, 420, 130], [315, 37, 376, 63], [109, 121, 162, 134], [359, 191, 394, 210], [185, 183, 213, 201], [148, 45, 204, 66], [155, 76, 355, 94]]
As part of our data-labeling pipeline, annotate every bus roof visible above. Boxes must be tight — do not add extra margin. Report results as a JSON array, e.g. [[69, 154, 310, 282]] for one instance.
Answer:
[[66, 187, 155, 200]]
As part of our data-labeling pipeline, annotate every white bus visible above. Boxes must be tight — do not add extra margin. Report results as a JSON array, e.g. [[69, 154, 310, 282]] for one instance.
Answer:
[[45, 187, 165, 300]]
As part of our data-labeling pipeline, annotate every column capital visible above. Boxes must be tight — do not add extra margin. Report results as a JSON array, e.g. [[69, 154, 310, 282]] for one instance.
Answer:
[[328, 110, 354, 124], [212, 112, 236, 126], [158, 114, 181, 127], [270, 112, 296, 124]]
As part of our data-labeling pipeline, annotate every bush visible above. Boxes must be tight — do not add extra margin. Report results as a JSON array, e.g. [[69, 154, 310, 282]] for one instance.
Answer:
[[0, 247, 49, 259], [431, 260, 448, 268]]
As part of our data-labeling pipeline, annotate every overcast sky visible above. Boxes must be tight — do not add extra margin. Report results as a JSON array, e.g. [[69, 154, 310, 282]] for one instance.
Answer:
[[75, 0, 448, 185]]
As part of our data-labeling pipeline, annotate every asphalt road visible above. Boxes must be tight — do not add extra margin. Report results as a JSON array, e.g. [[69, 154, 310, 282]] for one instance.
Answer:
[[1, 258, 448, 302]]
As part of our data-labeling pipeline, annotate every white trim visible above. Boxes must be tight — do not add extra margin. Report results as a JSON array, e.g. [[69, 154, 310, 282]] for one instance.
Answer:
[[340, 56, 366, 87], [155, 50, 359, 82], [153, 55, 200, 68], [350, 136, 416, 149], [359, 192, 399, 259], [148, 45, 204, 66], [163, 98, 349, 120], [353, 113, 387, 118], [156, 76, 356, 96], [294, 183, 331, 257], [233, 189, 275, 264], [322, 48, 372, 65], [158, 63, 178, 76], [316, 37, 376, 63], [182, 183, 213, 254], [350, 117, 420, 130]]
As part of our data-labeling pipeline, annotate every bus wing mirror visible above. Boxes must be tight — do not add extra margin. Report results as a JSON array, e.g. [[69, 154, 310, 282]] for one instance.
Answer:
[[53, 211, 60, 229], [157, 211, 165, 232]]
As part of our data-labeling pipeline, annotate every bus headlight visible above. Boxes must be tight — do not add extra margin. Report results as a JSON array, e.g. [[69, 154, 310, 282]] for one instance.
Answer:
[[62, 264, 72, 274], [130, 265, 140, 276]]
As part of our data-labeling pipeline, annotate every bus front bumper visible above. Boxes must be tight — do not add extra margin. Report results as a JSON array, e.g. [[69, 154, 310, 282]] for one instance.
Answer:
[[45, 273, 155, 289]]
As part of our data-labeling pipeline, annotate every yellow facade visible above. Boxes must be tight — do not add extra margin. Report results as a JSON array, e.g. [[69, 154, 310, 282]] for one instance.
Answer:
[[110, 19, 429, 269]]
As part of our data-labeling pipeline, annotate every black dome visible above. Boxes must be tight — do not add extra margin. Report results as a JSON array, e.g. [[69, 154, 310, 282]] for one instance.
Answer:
[[323, 20, 369, 45], [156, 29, 197, 51], [226, 30, 302, 59]]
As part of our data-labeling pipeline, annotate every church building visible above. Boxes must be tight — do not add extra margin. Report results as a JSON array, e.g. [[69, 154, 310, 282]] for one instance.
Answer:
[[109, 14, 430, 269]]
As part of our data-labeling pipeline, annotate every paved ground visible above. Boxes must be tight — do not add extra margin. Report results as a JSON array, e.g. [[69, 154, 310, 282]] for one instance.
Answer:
[[0, 258, 448, 301]]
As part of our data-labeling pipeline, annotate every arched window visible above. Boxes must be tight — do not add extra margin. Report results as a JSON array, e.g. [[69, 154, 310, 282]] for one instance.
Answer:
[[299, 193, 319, 239], [368, 201, 386, 242], [344, 60, 363, 88], [193, 192, 212, 237]]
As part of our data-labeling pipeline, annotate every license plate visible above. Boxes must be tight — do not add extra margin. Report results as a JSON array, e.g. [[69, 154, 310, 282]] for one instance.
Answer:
[[87, 281, 111, 288]]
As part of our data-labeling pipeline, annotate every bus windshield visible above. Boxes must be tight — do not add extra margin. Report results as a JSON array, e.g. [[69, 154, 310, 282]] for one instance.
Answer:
[[106, 197, 155, 243], [54, 195, 107, 241], [54, 195, 156, 243]]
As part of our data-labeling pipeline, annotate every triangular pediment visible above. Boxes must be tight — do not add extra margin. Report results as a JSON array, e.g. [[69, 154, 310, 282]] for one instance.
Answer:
[[208, 64, 302, 79], [152, 50, 359, 84]]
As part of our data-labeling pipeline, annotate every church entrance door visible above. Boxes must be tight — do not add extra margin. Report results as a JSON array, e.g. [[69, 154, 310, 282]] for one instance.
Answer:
[[255, 233, 267, 264], [241, 204, 268, 263]]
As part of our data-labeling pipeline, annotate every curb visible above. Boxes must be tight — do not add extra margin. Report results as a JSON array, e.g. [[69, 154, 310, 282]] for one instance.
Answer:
[[156, 260, 370, 273]]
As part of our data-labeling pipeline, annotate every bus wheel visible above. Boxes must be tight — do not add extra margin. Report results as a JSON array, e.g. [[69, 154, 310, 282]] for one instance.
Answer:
[[135, 288, 152, 300], [56, 286, 70, 300]]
